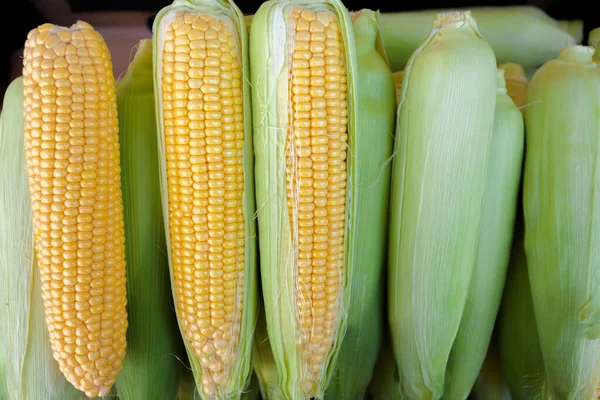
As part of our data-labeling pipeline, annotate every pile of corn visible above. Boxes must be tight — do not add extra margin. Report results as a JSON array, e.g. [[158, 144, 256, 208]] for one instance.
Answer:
[[0, 0, 598, 399]]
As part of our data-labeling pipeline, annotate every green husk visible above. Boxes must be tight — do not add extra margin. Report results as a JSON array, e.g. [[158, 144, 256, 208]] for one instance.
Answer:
[[379, 6, 579, 71], [250, 0, 359, 398], [391, 71, 404, 106], [115, 39, 185, 400], [252, 294, 282, 400], [0, 78, 84, 400], [588, 27, 600, 47], [471, 338, 511, 400], [523, 45, 600, 399], [323, 9, 395, 400], [497, 214, 546, 400], [152, 1, 258, 399], [387, 11, 497, 399], [442, 68, 524, 400]]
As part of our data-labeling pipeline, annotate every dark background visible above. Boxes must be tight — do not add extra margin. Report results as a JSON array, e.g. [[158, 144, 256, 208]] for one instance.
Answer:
[[3, 0, 599, 93]]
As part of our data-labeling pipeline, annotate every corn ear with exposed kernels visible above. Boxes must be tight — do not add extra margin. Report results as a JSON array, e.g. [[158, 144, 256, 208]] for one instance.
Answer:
[[387, 11, 497, 399], [1, 76, 85, 400], [114, 39, 185, 400], [152, 0, 258, 398], [497, 214, 546, 400], [22, 21, 128, 398], [523, 45, 600, 399], [250, 0, 360, 397], [498, 63, 527, 114], [442, 68, 523, 399], [322, 9, 395, 400]]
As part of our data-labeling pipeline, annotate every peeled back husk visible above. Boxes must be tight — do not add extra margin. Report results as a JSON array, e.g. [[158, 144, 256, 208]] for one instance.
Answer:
[[523, 45, 600, 399], [387, 11, 497, 399]]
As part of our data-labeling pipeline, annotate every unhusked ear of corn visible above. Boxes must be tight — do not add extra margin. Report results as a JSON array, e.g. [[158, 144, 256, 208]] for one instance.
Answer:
[[152, 0, 258, 398], [1, 76, 85, 400], [391, 70, 404, 106], [387, 11, 497, 399], [523, 45, 600, 399], [379, 6, 579, 72], [114, 39, 185, 400], [498, 63, 527, 114], [252, 295, 283, 400], [497, 215, 546, 400], [323, 9, 395, 400], [21, 21, 128, 398], [442, 68, 524, 399], [250, 0, 361, 397]]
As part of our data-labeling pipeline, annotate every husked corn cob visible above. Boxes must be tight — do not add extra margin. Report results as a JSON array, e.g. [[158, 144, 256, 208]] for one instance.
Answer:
[[498, 63, 527, 113], [152, 0, 257, 397], [379, 6, 580, 71], [497, 216, 546, 400], [115, 39, 184, 400], [443, 68, 523, 399], [324, 9, 395, 400], [250, 0, 361, 397], [387, 11, 497, 399], [523, 45, 600, 399], [1, 77, 84, 400], [22, 21, 128, 397]]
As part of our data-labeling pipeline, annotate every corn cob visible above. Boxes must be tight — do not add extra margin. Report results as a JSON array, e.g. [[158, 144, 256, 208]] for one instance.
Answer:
[[152, 0, 257, 397], [387, 11, 497, 399], [498, 63, 527, 114], [497, 215, 546, 400], [250, 0, 363, 397], [379, 6, 579, 71], [523, 45, 600, 399], [442, 68, 523, 399], [113, 39, 184, 400], [323, 9, 395, 400], [1, 76, 85, 400], [21, 21, 128, 398]]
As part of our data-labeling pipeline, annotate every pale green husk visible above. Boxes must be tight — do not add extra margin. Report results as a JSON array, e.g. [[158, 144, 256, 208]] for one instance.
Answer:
[[589, 27, 600, 47], [152, 1, 258, 399], [0, 78, 84, 400], [442, 68, 524, 399], [523, 45, 600, 399], [379, 6, 579, 71], [323, 9, 395, 400], [497, 214, 546, 400], [115, 39, 185, 400], [387, 11, 497, 399], [249, 0, 358, 398]]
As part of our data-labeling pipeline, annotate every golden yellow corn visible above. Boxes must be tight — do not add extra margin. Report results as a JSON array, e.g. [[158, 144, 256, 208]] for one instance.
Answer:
[[1, 76, 85, 400], [152, 0, 258, 398], [523, 45, 600, 398], [22, 21, 128, 398], [250, 0, 371, 397], [387, 11, 497, 399]]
